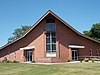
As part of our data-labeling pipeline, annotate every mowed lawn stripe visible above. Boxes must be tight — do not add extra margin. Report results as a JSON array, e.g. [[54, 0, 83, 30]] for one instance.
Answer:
[[0, 63, 100, 75]]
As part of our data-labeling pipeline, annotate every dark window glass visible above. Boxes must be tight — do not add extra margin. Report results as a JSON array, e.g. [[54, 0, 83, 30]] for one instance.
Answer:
[[46, 32, 56, 52], [52, 44, 56, 52], [46, 18, 56, 53], [46, 38, 50, 43], [46, 45, 50, 50], [46, 18, 55, 23], [46, 33, 50, 38], [45, 23, 56, 31], [52, 38, 56, 43]]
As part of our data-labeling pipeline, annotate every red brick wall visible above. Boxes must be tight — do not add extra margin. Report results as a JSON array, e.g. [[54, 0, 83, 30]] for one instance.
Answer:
[[0, 16, 100, 63], [56, 19, 100, 61]]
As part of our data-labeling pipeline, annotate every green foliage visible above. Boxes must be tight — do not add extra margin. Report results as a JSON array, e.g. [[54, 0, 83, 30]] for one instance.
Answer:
[[80, 59, 83, 63], [83, 58, 89, 62], [83, 23, 100, 41], [12, 60, 20, 63], [2, 57, 12, 63], [8, 25, 31, 42], [92, 58, 95, 63], [31, 60, 36, 63]]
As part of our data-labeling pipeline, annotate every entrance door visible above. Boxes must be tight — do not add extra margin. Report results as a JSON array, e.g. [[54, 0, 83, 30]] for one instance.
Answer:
[[26, 50, 32, 62], [72, 49, 78, 61]]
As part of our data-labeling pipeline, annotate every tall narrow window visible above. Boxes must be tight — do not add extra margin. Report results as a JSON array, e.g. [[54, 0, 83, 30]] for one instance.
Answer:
[[8, 52, 10, 60], [14, 51, 16, 60], [90, 49, 92, 56], [96, 49, 99, 56], [45, 18, 56, 54], [2, 51, 4, 60], [46, 32, 56, 52]]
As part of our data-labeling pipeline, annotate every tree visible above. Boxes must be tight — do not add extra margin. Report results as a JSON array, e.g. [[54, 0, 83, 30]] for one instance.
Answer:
[[8, 25, 31, 42], [83, 23, 100, 41]]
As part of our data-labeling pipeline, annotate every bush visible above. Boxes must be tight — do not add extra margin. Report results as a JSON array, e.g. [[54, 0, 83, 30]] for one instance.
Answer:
[[6, 60, 12, 63], [83, 58, 89, 62], [2, 57, 8, 63], [67, 57, 71, 62], [13, 60, 20, 63], [92, 59, 95, 63], [32, 60, 36, 63], [80, 59, 83, 63]]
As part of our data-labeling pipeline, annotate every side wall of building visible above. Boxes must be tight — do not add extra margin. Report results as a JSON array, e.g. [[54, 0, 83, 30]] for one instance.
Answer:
[[0, 19, 46, 62], [56, 19, 100, 61], [0, 16, 100, 63]]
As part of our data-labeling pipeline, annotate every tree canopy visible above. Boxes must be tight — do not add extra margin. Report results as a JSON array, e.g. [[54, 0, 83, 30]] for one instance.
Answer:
[[83, 23, 100, 41], [8, 25, 31, 42]]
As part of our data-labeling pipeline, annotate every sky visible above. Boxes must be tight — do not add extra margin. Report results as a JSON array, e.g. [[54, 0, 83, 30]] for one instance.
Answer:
[[0, 0, 100, 47]]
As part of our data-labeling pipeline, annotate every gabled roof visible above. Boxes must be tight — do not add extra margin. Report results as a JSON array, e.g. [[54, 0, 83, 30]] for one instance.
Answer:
[[0, 10, 100, 50]]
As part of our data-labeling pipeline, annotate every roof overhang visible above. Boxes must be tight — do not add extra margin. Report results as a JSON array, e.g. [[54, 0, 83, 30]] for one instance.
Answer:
[[0, 10, 100, 50], [20, 46, 35, 50], [69, 45, 85, 48]]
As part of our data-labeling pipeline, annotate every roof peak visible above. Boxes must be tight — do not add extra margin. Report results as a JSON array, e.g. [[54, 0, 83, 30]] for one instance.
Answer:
[[46, 10, 55, 14]]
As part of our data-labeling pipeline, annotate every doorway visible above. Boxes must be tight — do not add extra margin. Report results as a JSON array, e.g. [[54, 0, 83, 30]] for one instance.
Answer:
[[72, 49, 78, 61], [25, 50, 32, 62]]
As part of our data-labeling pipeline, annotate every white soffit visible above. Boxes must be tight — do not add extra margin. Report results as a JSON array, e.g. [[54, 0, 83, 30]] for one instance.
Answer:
[[20, 46, 35, 50], [69, 45, 85, 48]]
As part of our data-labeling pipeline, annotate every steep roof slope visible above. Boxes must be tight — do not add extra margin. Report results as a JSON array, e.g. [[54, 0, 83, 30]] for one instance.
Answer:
[[0, 10, 100, 50]]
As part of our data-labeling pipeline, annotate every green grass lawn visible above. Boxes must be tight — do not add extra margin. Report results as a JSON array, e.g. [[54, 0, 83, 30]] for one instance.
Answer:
[[0, 62, 100, 75]]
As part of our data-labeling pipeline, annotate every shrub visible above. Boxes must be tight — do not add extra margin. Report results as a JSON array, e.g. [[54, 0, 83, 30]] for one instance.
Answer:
[[92, 59, 95, 63], [83, 58, 89, 62], [13, 60, 20, 63], [2, 57, 8, 63], [80, 59, 83, 63], [32, 60, 36, 63], [6, 60, 12, 63], [67, 58, 71, 62]]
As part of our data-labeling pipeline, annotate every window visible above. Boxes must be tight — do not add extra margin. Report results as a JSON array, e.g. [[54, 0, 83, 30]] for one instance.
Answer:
[[45, 23, 56, 31], [96, 49, 99, 56], [45, 18, 56, 32], [14, 51, 16, 60], [90, 49, 92, 56], [46, 18, 55, 23], [45, 18, 56, 53], [8, 52, 10, 60], [46, 32, 56, 52], [2, 51, 4, 59]]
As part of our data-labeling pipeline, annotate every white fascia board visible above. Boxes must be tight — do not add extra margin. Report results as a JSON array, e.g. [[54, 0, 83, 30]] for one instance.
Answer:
[[20, 46, 35, 50], [69, 45, 85, 48]]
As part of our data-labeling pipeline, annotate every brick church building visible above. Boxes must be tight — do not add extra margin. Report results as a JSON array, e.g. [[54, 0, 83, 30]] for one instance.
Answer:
[[0, 10, 100, 63]]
